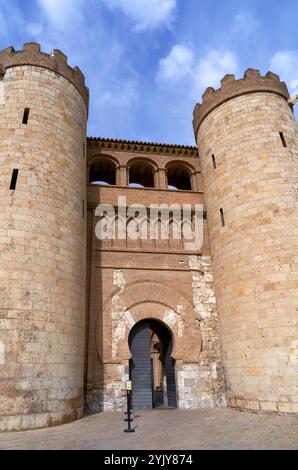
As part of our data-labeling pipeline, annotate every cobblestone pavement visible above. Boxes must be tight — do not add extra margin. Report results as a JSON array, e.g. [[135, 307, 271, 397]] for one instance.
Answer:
[[0, 408, 297, 450]]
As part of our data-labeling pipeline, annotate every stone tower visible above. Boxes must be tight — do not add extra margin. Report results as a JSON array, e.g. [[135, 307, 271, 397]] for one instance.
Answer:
[[193, 70, 298, 413], [0, 43, 88, 430]]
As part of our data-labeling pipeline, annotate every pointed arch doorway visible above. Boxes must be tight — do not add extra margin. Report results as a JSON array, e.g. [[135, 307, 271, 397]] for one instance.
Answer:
[[128, 319, 177, 410]]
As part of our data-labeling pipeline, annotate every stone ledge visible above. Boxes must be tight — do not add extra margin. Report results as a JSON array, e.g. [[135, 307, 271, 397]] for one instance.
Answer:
[[88, 137, 198, 157], [229, 397, 298, 414]]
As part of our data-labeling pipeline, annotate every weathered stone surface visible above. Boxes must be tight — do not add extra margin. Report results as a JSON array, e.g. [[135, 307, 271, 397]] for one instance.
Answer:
[[193, 69, 290, 135], [1, 43, 297, 432], [0, 54, 87, 430], [196, 81, 298, 414]]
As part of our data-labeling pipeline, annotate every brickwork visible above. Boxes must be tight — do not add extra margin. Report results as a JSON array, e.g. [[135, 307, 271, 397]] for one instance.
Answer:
[[0, 44, 88, 430], [85, 143, 226, 412], [195, 70, 298, 413], [0, 43, 297, 432]]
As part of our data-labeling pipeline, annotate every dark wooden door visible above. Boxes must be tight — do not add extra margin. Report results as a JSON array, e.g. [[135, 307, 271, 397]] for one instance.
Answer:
[[129, 321, 153, 409]]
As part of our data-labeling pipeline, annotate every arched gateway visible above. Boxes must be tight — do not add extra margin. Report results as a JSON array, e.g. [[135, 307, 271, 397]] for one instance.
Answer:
[[129, 319, 177, 409]]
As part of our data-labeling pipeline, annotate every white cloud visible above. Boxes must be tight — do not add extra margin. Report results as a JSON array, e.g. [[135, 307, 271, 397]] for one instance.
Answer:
[[291, 80, 298, 94], [270, 50, 298, 96], [99, 79, 139, 108], [102, 0, 176, 31], [194, 50, 239, 91], [156, 45, 194, 85], [270, 51, 298, 76], [232, 11, 261, 40], [26, 22, 44, 37], [156, 46, 238, 93], [37, 0, 84, 28], [270, 50, 298, 82], [154, 45, 239, 145], [0, 2, 25, 38], [156, 46, 239, 105]]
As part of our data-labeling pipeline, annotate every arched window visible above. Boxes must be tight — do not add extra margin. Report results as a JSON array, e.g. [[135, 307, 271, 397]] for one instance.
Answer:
[[89, 158, 117, 185], [166, 162, 192, 191], [128, 160, 155, 188]]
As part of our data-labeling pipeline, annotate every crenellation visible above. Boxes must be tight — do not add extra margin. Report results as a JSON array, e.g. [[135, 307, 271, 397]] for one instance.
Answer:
[[0, 42, 297, 431], [265, 71, 281, 81], [52, 49, 67, 63], [0, 44, 89, 107], [244, 68, 261, 78], [196, 86, 298, 414], [0, 45, 88, 431], [220, 74, 236, 86], [193, 69, 290, 136], [23, 42, 41, 53], [202, 86, 216, 101]]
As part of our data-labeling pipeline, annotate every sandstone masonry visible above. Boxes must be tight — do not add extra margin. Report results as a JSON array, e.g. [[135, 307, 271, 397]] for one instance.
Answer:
[[194, 71, 298, 414], [0, 43, 297, 431]]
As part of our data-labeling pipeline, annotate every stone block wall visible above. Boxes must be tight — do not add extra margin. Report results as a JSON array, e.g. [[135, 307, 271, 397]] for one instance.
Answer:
[[196, 81, 298, 413], [0, 58, 88, 430]]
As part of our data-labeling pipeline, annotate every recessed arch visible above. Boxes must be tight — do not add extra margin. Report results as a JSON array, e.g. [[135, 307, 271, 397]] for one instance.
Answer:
[[128, 318, 177, 409], [98, 280, 202, 364], [129, 316, 174, 344], [127, 158, 157, 188], [88, 155, 119, 185], [88, 153, 120, 168], [166, 161, 194, 191], [127, 156, 158, 170]]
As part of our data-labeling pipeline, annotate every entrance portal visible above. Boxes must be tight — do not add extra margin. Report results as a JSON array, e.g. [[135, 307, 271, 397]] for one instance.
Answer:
[[128, 319, 177, 409]]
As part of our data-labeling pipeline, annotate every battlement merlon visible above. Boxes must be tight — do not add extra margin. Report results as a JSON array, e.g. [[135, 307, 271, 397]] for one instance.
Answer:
[[193, 68, 290, 139], [0, 42, 89, 109]]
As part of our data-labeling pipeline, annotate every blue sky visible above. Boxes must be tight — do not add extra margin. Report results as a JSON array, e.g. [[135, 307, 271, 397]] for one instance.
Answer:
[[0, 0, 297, 145]]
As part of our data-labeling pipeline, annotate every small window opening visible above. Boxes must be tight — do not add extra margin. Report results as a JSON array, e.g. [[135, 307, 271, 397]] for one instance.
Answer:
[[220, 208, 225, 227], [167, 163, 192, 191], [22, 108, 30, 125], [212, 155, 217, 169], [10, 169, 19, 190], [89, 158, 117, 185], [129, 161, 155, 188], [279, 132, 287, 148]]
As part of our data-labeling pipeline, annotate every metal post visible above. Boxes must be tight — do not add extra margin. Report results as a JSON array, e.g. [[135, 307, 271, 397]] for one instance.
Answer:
[[124, 382, 135, 433]]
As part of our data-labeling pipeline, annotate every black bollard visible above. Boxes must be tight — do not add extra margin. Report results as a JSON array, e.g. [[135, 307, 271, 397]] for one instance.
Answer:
[[124, 388, 135, 433]]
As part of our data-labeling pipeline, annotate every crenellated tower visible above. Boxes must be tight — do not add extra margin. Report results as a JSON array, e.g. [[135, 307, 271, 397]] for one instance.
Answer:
[[0, 40, 297, 432], [0, 43, 88, 430], [193, 69, 298, 413]]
